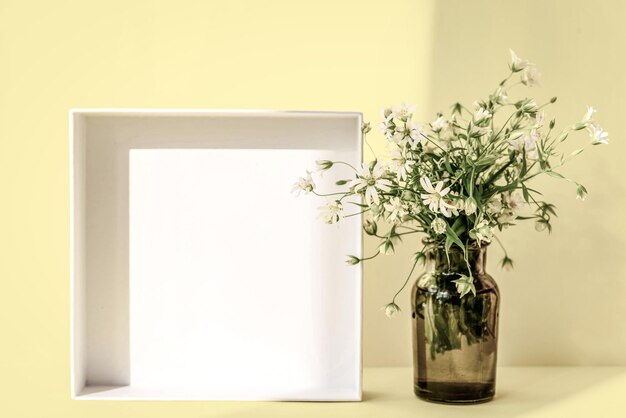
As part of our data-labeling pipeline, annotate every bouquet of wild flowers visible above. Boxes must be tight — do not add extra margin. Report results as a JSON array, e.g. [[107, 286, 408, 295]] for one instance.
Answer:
[[293, 50, 609, 316]]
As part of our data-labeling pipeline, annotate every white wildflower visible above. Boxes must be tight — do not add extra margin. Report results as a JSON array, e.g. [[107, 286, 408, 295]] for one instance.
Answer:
[[379, 118, 394, 140], [589, 124, 609, 145], [350, 162, 392, 206], [389, 147, 415, 181], [391, 130, 405, 144], [521, 66, 541, 87], [391, 103, 416, 121], [534, 111, 546, 129], [509, 130, 539, 161], [498, 209, 517, 226], [419, 177, 457, 217], [486, 196, 503, 214], [444, 199, 461, 217], [510, 49, 532, 72], [406, 121, 423, 148], [431, 217, 447, 235], [583, 106, 596, 123], [464, 197, 477, 215], [496, 88, 509, 104], [504, 191, 525, 211], [291, 171, 315, 195], [431, 116, 448, 133], [470, 219, 494, 243], [470, 125, 492, 137], [384, 197, 406, 223], [319, 201, 343, 224], [393, 121, 422, 148], [474, 107, 492, 123]]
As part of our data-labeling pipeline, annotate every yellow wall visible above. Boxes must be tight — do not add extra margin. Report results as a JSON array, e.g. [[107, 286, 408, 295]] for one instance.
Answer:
[[1, 0, 625, 416], [0, 1, 433, 416]]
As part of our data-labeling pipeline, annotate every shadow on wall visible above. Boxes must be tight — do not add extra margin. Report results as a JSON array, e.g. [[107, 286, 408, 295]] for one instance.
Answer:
[[425, 0, 626, 367]]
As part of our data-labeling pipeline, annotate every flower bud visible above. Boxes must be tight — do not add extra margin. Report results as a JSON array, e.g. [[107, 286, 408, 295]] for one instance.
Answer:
[[534, 219, 547, 232], [384, 302, 401, 318], [361, 122, 371, 134], [363, 219, 378, 236], [464, 197, 477, 215], [316, 160, 334, 171], [346, 255, 360, 265]]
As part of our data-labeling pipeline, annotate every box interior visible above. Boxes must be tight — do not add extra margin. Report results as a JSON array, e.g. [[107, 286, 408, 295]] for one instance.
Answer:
[[70, 111, 362, 400]]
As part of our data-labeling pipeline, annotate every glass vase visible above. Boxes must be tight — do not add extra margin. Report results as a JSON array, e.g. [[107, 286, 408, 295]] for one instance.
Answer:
[[411, 243, 500, 404]]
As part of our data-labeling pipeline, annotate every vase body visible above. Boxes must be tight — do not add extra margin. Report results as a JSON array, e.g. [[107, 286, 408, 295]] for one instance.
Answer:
[[411, 244, 499, 404]]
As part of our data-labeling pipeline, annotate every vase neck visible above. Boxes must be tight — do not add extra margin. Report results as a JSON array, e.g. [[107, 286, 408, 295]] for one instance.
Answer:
[[427, 245, 487, 275]]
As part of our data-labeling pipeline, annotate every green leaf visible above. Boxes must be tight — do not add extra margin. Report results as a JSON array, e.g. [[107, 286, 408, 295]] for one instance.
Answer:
[[525, 187, 543, 196], [445, 234, 453, 253], [520, 151, 528, 177], [545, 171, 565, 179], [541, 203, 557, 217], [444, 155, 453, 173], [413, 251, 427, 265], [451, 217, 467, 237], [492, 181, 519, 195], [522, 184, 530, 203], [335, 179, 349, 186], [445, 225, 465, 251], [570, 148, 584, 157], [378, 239, 395, 255]]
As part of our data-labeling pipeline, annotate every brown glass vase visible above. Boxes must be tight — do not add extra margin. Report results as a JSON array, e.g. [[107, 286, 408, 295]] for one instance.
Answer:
[[411, 243, 500, 404]]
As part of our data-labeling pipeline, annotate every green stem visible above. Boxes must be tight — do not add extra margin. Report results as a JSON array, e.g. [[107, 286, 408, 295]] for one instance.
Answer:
[[363, 131, 377, 159], [332, 161, 358, 171], [492, 234, 509, 257], [391, 252, 421, 303], [313, 191, 348, 197], [362, 251, 380, 261]]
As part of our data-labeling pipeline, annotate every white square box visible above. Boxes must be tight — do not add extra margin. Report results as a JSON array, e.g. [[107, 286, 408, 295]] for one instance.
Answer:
[[70, 110, 363, 400]]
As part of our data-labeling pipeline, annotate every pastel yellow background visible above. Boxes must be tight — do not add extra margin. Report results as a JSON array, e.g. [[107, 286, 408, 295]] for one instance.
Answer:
[[1, 0, 625, 417]]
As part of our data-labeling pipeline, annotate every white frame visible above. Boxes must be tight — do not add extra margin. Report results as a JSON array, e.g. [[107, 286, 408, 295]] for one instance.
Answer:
[[69, 109, 363, 400]]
